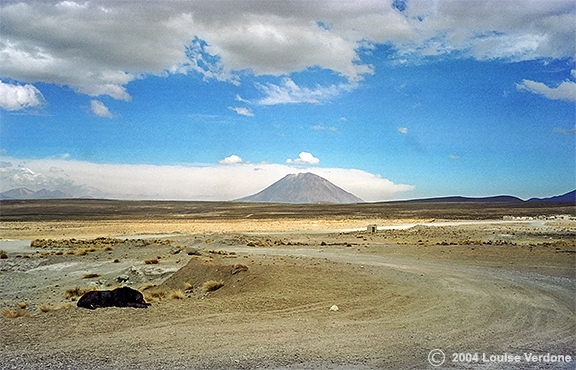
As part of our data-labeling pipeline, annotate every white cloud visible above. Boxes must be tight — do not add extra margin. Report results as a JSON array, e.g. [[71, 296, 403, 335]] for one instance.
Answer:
[[228, 106, 254, 117], [90, 100, 113, 118], [516, 79, 576, 101], [310, 124, 337, 131], [571, 69, 576, 79], [0, 156, 414, 201], [219, 155, 243, 165], [398, 127, 408, 134], [553, 124, 576, 135], [257, 78, 352, 105], [0, 81, 44, 111], [449, 154, 460, 159], [287, 152, 320, 165], [397, 0, 575, 62], [1, 1, 573, 103]]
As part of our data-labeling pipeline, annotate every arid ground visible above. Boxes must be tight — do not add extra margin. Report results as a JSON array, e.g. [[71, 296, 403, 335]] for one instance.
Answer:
[[0, 200, 575, 369]]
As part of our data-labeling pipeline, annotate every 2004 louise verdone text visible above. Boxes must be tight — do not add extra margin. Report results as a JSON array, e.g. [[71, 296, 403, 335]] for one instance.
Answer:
[[452, 352, 572, 364]]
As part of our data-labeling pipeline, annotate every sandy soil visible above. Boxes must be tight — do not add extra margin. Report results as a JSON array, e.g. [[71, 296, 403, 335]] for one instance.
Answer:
[[1, 218, 575, 369]]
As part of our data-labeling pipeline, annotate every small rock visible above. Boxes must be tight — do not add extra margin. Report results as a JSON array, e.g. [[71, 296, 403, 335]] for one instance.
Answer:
[[329, 305, 339, 312], [116, 274, 129, 283], [186, 247, 202, 256]]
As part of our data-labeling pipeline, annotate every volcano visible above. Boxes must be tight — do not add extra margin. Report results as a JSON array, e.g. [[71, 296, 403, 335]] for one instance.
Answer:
[[236, 172, 363, 204]]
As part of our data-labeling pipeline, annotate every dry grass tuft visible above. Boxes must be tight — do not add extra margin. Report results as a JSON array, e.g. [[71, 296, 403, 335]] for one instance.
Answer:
[[144, 289, 165, 301], [1, 308, 29, 319], [144, 258, 159, 264], [0, 250, 8, 259], [38, 305, 56, 313], [206, 249, 237, 256], [139, 283, 156, 291], [17, 302, 27, 309], [169, 290, 185, 299], [82, 273, 101, 279], [232, 263, 249, 274], [64, 286, 96, 300], [183, 282, 193, 291], [75, 249, 89, 256], [203, 280, 224, 292]]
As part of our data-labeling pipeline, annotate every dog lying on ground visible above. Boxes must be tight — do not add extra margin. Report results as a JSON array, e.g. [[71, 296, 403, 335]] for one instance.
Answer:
[[77, 287, 150, 309]]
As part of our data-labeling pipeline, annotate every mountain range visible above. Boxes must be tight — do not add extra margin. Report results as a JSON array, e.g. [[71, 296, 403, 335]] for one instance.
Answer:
[[0, 188, 69, 200], [401, 190, 575, 204], [0, 179, 574, 204]]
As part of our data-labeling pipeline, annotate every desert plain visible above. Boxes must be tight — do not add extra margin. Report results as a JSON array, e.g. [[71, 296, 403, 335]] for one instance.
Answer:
[[0, 199, 575, 369]]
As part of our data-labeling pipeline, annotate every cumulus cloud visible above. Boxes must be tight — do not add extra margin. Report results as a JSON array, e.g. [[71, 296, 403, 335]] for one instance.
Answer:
[[2, 1, 571, 103], [228, 106, 254, 117], [257, 78, 352, 105], [287, 152, 320, 165], [219, 155, 243, 165], [90, 100, 113, 118], [397, 0, 575, 62], [0, 81, 44, 111], [516, 79, 576, 101], [0, 156, 413, 201]]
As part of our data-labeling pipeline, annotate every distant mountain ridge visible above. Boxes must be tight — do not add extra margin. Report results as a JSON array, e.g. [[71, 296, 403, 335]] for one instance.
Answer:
[[399, 190, 575, 204], [0, 188, 69, 200], [528, 190, 576, 203], [403, 195, 524, 203], [236, 172, 363, 204], [1, 185, 574, 204]]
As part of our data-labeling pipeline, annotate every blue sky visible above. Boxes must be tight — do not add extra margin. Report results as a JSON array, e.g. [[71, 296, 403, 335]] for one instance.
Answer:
[[0, 0, 575, 201]]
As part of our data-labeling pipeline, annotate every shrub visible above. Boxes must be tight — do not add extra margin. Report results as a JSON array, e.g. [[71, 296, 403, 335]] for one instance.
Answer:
[[144, 289, 165, 301], [82, 273, 101, 279], [169, 290, 185, 299], [139, 283, 156, 291], [38, 305, 56, 313], [0, 250, 8, 259], [64, 286, 96, 300], [144, 258, 159, 264], [1, 308, 29, 319], [202, 280, 224, 292]]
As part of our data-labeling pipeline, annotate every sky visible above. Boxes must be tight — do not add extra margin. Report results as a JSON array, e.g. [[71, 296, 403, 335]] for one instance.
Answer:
[[0, 0, 575, 202]]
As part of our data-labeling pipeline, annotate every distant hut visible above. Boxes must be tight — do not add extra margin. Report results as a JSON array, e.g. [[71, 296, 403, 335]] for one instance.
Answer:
[[367, 224, 377, 233]]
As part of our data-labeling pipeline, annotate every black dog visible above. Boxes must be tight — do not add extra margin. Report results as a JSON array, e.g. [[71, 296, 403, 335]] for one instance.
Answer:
[[77, 287, 150, 309]]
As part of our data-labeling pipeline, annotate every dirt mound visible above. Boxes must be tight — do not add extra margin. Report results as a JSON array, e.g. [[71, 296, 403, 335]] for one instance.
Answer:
[[158, 255, 256, 297]]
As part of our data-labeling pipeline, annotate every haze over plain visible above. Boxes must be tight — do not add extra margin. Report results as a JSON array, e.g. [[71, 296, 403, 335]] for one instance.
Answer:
[[0, 0, 574, 201]]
